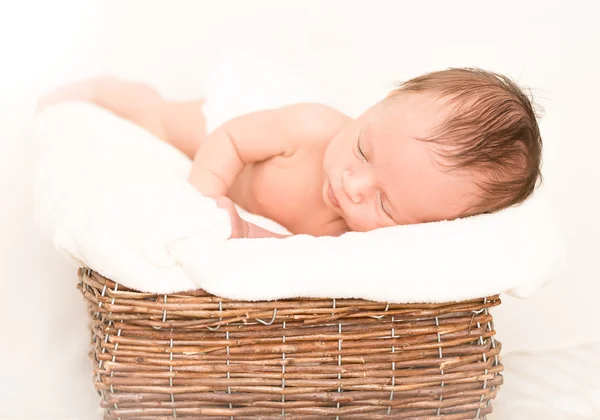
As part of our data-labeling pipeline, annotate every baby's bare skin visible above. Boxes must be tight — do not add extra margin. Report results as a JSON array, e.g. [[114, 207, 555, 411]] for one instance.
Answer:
[[39, 77, 479, 239], [190, 95, 479, 238], [189, 103, 352, 237]]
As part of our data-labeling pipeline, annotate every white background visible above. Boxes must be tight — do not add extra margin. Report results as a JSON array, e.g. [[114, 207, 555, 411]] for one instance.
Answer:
[[0, 1, 598, 418]]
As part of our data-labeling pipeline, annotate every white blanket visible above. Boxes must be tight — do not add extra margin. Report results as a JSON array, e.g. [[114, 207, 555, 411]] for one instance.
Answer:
[[31, 52, 566, 303]]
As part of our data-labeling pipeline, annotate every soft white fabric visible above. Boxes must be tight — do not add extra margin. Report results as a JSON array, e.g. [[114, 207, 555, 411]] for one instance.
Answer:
[[31, 51, 566, 303], [492, 343, 600, 419]]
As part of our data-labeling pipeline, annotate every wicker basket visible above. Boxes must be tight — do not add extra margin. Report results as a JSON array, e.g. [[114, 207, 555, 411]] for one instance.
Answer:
[[79, 268, 503, 419]]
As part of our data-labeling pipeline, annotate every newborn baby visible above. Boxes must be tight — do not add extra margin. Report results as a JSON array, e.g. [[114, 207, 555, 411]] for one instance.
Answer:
[[39, 69, 542, 238]]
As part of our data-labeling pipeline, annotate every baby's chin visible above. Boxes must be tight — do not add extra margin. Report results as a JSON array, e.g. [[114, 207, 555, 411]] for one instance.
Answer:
[[342, 217, 369, 233]]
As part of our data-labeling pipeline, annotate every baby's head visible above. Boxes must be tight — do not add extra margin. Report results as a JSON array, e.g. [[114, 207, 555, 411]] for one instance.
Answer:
[[322, 68, 542, 231]]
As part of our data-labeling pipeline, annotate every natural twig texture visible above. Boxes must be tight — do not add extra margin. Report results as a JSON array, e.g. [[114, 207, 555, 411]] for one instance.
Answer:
[[79, 268, 503, 419]]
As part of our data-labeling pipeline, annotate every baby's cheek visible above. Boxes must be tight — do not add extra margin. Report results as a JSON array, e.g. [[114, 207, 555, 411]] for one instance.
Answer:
[[343, 208, 379, 232]]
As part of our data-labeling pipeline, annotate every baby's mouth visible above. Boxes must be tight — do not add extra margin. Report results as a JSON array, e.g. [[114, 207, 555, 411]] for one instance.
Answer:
[[328, 183, 340, 209]]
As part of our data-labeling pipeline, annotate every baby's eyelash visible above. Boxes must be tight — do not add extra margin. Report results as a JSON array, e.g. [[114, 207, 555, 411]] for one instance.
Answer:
[[377, 192, 392, 218], [357, 138, 367, 161]]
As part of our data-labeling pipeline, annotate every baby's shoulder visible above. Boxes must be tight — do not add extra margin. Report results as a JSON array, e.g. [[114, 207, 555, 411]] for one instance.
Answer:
[[277, 103, 351, 146]]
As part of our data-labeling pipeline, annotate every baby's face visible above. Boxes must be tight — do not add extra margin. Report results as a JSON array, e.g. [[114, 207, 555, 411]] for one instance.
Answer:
[[322, 92, 480, 232]]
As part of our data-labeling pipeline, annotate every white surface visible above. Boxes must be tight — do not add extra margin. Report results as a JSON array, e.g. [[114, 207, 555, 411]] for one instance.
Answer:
[[0, 1, 598, 418], [492, 343, 600, 420]]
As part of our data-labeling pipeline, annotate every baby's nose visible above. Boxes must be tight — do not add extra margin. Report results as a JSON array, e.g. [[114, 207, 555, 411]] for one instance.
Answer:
[[342, 170, 375, 204]]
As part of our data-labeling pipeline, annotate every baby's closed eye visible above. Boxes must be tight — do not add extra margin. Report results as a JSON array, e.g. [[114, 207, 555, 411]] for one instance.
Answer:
[[377, 191, 394, 221], [356, 136, 368, 162]]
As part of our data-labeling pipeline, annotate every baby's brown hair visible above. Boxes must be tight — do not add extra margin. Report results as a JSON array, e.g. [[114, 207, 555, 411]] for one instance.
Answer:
[[394, 68, 542, 214]]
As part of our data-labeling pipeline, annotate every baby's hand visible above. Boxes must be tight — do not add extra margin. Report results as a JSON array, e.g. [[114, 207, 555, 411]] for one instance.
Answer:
[[211, 196, 290, 239], [211, 196, 249, 239]]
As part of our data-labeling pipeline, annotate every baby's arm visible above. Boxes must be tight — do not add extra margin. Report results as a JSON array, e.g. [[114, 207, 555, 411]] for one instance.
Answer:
[[189, 103, 336, 197], [190, 103, 346, 238], [191, 109, 284, 197]]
